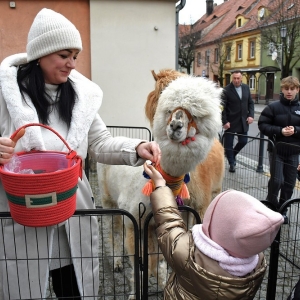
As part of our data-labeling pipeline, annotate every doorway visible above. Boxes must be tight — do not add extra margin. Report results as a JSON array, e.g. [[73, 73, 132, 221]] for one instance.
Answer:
[[266, 73, 274, 100]]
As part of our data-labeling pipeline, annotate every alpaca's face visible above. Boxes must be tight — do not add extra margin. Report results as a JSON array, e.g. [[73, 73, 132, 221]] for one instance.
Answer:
[[166, 107, 197, 143], [166, 108, 190, 142], [153, 76, 222, 146], [152, 76, 222, 176]]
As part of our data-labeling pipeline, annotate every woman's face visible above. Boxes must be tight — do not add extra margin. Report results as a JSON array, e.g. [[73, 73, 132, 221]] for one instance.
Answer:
[[39, 49, 79, 84]]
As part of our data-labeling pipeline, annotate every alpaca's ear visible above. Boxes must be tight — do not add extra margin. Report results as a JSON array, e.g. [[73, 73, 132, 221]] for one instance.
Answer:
[[151, 70, 158, 81], [145, 90, 157, 127]]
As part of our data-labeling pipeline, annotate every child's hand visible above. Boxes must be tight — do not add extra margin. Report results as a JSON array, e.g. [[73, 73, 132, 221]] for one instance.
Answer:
[[143, 163, 166, 188]]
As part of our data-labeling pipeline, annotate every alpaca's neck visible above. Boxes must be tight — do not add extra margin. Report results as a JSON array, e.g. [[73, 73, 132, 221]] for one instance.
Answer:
[[157, 136, 213, 177]]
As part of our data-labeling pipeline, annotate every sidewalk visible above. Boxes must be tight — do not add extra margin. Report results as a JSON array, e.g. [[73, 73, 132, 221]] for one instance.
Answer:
[[254, 103, 267, 115], [254, 99, 279, 115]]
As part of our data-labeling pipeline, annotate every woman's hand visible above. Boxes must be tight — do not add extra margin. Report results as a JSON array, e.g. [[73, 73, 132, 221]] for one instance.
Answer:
[[136, 141, 161, 165], [0, 128, 25, 164], [0, 137, 16, 164], [143, 163, 166, 188]]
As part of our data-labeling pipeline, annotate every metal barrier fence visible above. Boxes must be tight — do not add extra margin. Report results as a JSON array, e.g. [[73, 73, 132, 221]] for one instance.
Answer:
[[85, 126, 152, 180], [0, 206, 200, 300], [274, 199, 300, 299], [142, 206, 201, 299], [107, 125, 152, 141], [1, 126, 300, 299], [0, 208, 140, 299], [90, 127, 300, 299], [222, 132, 300, 300], [221, 132, 300, 201]]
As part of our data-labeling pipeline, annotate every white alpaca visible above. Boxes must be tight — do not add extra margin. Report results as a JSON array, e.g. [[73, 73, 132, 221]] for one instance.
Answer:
[[97, 74, 224, 299]]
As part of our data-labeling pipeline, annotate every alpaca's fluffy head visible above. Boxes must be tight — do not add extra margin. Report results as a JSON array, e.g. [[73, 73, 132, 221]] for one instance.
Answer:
[[145, 69, 186, 127], [152, 75, 223, 176]]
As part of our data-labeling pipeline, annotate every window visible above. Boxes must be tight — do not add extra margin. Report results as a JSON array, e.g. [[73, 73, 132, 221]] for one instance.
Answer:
[[214, 48, 219, 63], [205, 50, 210, 65], [249, 75, 256, 90], [226, 46, 231, 61], [197, 52, 201, 67], [237, 18, 242, 27], [237, 42, 243, 60], [249, 40, 255, 59]]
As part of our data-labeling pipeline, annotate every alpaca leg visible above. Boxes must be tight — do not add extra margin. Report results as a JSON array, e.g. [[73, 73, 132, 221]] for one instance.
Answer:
[[111, 214, 126, 272], [124, 223, 138, 300], [100, 194, 125, 271], [148, 227, 167, 291]]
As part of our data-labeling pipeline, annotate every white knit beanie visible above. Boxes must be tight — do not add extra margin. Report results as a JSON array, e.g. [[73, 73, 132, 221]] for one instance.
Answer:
[[27, 8, 82, 62]]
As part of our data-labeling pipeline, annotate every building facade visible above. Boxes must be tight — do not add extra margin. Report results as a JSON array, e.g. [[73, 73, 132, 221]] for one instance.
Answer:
[[190, 0, 300, 102]]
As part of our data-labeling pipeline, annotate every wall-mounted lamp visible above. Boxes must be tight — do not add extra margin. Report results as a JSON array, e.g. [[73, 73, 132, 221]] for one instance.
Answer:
[[9, 1, 16, 8], [154, 26, 158, 31], [280, 26, 287, 39]]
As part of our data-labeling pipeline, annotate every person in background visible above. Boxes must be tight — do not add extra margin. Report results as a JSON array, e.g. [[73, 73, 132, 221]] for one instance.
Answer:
[[0, 8, 161, 299], [258, 76, 300, 224], [143, 163, 283, 300], [221, 70, 254, 173]]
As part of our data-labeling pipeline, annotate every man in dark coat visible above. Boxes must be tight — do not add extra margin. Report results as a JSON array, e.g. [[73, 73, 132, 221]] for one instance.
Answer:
[[221, 70, 254, 172]]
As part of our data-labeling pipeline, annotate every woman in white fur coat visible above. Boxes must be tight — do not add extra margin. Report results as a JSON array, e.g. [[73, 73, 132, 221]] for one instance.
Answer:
[[0, 8, 160, 300]]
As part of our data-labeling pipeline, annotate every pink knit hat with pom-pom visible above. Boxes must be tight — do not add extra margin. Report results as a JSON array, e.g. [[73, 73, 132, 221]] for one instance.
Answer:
[[202, 190, 284, 258]]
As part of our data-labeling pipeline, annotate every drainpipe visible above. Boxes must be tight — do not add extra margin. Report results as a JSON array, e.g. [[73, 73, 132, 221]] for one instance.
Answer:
[[176, 0, 186, 70]]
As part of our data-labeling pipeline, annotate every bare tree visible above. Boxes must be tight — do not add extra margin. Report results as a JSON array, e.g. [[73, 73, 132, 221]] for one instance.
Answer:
[[210, 38, 233, 87], [258, 0, 300, 78], [178, 24, 201, 74]]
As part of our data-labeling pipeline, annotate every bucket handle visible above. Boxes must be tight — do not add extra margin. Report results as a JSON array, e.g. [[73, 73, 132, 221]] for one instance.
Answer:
[[10, 123, 77, 159]]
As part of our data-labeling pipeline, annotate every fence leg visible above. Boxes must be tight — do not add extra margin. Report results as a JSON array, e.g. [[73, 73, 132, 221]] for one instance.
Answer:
[[266, 229, 281, 300], [256, 133, 265, 173]]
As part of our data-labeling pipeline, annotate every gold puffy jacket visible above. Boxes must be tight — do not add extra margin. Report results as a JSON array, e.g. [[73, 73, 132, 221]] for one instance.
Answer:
[[150, 187, 267, 300]]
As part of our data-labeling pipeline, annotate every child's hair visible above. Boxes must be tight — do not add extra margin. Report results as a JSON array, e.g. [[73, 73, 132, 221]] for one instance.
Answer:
[[281, 76, 300, 89]]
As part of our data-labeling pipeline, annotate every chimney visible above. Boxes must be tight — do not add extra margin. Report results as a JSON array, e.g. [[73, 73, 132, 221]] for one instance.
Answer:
[[206, 0, 214, 15]]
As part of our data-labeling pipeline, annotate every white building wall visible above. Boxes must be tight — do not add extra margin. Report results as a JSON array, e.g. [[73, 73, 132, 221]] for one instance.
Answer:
[[90, 0, 176, 128]]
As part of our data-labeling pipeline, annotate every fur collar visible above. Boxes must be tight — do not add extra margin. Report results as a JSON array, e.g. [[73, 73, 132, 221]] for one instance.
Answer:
[[0, 53, 102, 151]]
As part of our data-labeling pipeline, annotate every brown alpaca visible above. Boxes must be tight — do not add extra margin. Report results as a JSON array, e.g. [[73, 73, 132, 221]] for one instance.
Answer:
[[145, 69, 225, 219], [97, 70, 224, 299]]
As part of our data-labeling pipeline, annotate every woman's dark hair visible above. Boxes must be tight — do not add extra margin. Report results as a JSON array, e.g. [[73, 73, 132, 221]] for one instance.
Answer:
[[17, 60, 76, 128]]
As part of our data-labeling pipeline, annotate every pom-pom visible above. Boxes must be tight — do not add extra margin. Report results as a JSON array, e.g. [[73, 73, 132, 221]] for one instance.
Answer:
[[143, 170, 151, 179], [179, 183, 190, 199], [184, 173, 190, 184], [176, 195, 184, 206], [142, 180, 154, 196]]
